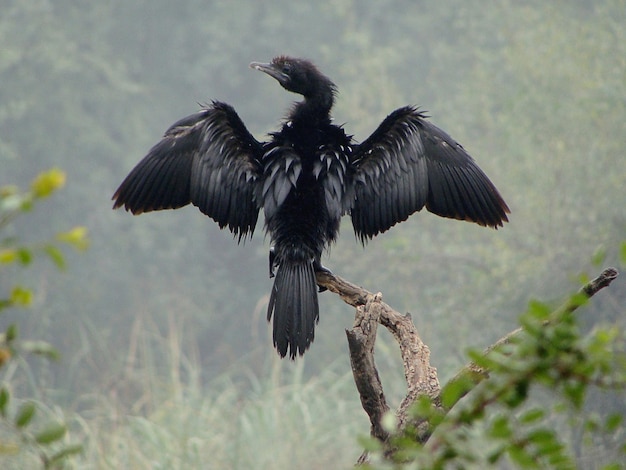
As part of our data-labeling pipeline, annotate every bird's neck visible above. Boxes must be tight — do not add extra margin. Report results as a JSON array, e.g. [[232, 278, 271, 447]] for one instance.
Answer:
[[290, 87, 335, 126]]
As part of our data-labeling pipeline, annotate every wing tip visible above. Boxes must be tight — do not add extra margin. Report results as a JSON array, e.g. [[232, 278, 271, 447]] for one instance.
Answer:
[[112, 190, 146, 215]]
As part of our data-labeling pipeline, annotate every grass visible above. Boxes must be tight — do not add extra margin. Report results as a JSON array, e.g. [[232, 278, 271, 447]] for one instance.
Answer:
[[72, 369, 365, 469], [24, 312, 370, 469]]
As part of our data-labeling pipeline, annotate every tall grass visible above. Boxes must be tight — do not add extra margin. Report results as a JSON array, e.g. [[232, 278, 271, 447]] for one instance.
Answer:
[[58, 311, 368, 469]]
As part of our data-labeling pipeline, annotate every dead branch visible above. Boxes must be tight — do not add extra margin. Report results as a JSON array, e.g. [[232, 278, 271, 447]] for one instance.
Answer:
[[346, 293, 390, 443], [316, 270, 440, 460]]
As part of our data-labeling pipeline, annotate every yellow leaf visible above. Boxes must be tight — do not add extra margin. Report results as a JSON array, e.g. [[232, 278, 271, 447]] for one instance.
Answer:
[[0, 250, 17, 264], [30, 169, 66, 199], [56, 226, 89, 250]]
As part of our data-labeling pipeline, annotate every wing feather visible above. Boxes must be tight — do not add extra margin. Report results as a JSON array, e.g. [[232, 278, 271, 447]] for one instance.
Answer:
[[112, 101, 263, 241], [259, 146, 302, 221], [316, 147, 352, 221], [351, 106, 509, 242]]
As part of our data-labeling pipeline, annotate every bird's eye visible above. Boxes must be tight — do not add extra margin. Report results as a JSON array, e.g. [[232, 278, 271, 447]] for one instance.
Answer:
[[282, 63, 292, 74]]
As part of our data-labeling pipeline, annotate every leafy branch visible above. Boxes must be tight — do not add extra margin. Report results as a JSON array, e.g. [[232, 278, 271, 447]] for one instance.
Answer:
[[1, 169, 88, 468], [317, 266, 625, 468]]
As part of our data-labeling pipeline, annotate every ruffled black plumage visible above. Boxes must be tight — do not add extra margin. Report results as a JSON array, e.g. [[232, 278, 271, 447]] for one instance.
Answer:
[[113, 57, 509, 358]]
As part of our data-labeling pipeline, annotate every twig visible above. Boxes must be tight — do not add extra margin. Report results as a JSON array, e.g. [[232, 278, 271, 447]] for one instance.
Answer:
[[445, 267, 620, 411]]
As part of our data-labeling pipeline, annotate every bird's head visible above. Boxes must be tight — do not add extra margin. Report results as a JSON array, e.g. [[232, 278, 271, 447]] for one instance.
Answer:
[[250, 56, 335, 99]]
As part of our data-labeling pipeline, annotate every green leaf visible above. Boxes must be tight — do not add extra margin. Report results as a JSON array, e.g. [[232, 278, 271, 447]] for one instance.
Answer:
[[487, 446, 505, 464], [527, 299, 552, 320], [605, 413, 622, 433], [441, 375, 474, 409], [533, 435, 564, 456], [0, 387, 9, 417], [19, 197, 33, 212], [10, 286, 32, 306], [486, 350, 528, 373], [546, 452, 575, 469], [526, 428, 556, 445], [14, 401, 36, 428], [519, 408, 545, 424], [502, 380, 529, 408], [357, 434, 382, 453], [34, 422, 66, 444], [467, 348, 498, 370], [567, 292, 589, 309], [507, 445, 538, 468], [6, 323, 18, 342], [44, 244, 66, 270], [563, 381, 586, 409], [584, 413, 601, 433], [16, 247, 33, 265], [489, 415, 512, 439], [47, 444, 83, 465]]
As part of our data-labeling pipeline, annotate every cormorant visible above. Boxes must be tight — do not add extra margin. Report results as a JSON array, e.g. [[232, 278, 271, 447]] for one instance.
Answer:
[[113, 56, 509, 359]]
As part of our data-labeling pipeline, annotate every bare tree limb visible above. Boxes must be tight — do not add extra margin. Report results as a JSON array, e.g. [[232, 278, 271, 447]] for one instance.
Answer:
[[316, 270, 440, 452], [346, 293, 390, 443]]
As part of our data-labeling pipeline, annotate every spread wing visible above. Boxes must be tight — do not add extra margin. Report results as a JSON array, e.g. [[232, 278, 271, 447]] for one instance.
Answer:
[[350, 106, 509, 243], [112, 101, 263, 241]]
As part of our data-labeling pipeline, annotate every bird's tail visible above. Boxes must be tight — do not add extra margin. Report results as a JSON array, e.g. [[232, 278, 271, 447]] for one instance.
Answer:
[[267, 259, 319, 359]]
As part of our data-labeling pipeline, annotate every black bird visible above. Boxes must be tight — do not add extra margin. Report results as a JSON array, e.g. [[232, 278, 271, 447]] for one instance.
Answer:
[[113, 56, 509, 359]]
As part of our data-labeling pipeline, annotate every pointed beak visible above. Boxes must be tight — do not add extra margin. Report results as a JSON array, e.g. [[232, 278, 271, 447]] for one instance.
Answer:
[[249, 61, 288, 84]]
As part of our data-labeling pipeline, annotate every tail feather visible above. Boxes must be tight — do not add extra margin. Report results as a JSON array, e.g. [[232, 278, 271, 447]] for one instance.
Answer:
[[267, 260, 319, 358]]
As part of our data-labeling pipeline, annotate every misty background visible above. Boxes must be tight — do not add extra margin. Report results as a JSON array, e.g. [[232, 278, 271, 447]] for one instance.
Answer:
[[1, 0, 625, 468]]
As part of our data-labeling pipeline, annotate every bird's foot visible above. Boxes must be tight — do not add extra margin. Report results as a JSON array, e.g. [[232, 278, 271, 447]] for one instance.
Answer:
[[313, 259, 332, 275], [313, 260, 332, 292]]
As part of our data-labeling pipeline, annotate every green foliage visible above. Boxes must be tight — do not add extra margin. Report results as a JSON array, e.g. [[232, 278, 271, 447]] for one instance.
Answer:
[[364, 284, 626, 469], [1, 170, 86, 468]]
